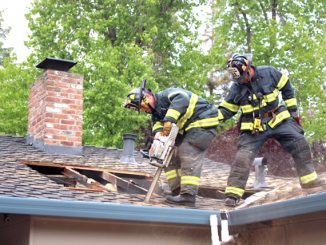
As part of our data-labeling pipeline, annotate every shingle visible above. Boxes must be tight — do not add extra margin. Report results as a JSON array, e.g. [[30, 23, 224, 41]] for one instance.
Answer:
[[0, 135, 325, 211]]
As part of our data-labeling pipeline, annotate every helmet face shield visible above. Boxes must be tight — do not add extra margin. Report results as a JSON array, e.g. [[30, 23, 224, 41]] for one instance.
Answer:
[[227, 54, 251, 83], [124, 88, 142, 111], [227, 66, 241, 80], [124, 80, 155, 113]]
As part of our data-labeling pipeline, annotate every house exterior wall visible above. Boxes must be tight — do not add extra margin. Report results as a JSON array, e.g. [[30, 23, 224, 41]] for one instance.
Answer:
[[29, 216, 212, 245], [235, 211, 326, 245], [0, 214, 30, 245]]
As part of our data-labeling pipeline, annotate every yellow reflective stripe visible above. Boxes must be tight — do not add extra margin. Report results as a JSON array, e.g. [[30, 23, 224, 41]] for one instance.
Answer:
[[220, 101, 239, 113], [165, 169, 178, 180], [152, 122, 163, 132], [300, 172, 318, 184], [218, 109, 224, 120], [241, 100, 268, 114], [277, 74, 289, 90], [181, 176, 201, 186], [240, 122, 254, 130], [241, 104, 258, 113], [185, 117, 219, 131], [264, 89, 279, 103], [285, 98, 297, 107], [177, 94, 198, 130], [268, 110, 291, 128], [225, 186, 245, 197], [240, 122, 264, 131], [166, 109, 181, 120]]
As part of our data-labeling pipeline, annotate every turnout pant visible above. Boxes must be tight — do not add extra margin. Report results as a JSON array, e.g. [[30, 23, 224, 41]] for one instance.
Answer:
[[164, 127, 216, 195], [225, 118, 318, 199]]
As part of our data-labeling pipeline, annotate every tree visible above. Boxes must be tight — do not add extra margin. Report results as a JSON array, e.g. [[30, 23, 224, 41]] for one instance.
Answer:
[[0, 10, 34, 135], [0, 10, 13, 66], [26, 0, 211, 147], [207, 0, 326, 140], [0, 59, 37, 135]]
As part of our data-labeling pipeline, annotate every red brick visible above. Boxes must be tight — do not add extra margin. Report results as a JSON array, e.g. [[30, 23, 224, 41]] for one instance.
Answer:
[[28, 69, 84, 148]]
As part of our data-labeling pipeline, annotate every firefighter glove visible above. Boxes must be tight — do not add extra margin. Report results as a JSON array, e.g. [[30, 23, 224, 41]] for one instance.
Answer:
[[163, 121, 172, 136]]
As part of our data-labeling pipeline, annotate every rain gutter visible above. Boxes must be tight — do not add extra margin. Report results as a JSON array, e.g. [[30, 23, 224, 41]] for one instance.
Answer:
[[1, 192, 325, 226], [0, 196, 219, 225], [228, 192, 326, 226]]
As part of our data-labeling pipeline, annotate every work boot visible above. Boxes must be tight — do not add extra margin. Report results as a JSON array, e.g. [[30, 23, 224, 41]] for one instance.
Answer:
[[301, 179, 326, 189], [165, 193, 196, 207], [163, 187, 180, 196], [224, 196, 239, 207], [171, 187, 180, 196]]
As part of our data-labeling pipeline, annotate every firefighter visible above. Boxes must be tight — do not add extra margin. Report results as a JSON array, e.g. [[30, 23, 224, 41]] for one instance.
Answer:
[[219, 53, 325, 207], [124, 80, 219, 206]]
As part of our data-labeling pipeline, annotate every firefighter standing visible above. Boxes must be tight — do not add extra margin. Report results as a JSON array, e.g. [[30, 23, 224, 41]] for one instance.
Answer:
[[220, 54, 325, 207], [124, 81, 219, 206]]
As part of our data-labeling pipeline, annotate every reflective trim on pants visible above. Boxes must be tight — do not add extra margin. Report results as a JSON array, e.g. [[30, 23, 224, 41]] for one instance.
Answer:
[[165, 169, 178, 180], [300, 171, 318, 184], [225, 186, 245, 197], [181, 176, 201, 186]]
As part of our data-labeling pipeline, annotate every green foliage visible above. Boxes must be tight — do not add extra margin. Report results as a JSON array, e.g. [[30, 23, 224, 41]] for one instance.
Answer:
[[25, 0, 210, 147], [0, 10, 36, 135], [0, 59, 37, 135], [0, 0, 324, 146], [0, 10, 13, 65], [209, 0, 326, 141]]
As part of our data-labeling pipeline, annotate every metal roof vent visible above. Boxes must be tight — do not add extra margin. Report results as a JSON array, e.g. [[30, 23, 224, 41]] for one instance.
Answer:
[[36, 57, 77, 72], [120, 133, 137, 164]]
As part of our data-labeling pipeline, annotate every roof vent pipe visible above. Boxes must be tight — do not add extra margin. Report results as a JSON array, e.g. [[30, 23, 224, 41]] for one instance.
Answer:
[[252, 157, 268, 189], [120, 133, 137, 164]]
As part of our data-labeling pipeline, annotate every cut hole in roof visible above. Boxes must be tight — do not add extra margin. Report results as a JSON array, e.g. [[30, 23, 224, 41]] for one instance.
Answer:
[[23, 161, 161, 195], [23, 161, 258, 202]]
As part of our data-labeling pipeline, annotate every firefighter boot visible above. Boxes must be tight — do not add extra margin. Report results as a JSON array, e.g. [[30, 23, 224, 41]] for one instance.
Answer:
[[301, 179, 326, 189], [165, 193, 196, 207], [164, 187, 180, 196], [224, 196, 240, 207], [171, 187, 180, 196]]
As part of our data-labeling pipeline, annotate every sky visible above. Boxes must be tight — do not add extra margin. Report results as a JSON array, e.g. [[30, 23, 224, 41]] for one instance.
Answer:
[[0, 0, 32, 63]]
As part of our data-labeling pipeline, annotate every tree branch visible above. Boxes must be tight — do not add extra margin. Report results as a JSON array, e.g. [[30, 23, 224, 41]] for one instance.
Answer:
[[258, 0, 269, 24], [271, 0, 277, 20], [234, 2, 252, 53]]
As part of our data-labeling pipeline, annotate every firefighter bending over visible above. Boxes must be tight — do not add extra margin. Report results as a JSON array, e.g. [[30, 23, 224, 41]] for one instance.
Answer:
[[124, 81, 219, 206], [219, 54, 325, 207]]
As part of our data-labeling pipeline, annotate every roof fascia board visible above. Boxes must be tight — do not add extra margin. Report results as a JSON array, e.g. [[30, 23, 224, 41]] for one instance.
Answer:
[[229, 192, 326, 226], [0, 196, 219, 225]]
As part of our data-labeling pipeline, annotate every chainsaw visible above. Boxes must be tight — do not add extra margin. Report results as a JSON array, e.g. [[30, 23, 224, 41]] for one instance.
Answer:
[[143, 123, 179, 203]]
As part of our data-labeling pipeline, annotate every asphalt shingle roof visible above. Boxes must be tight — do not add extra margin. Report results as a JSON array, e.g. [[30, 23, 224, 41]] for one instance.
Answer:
[[0, 135, 325, 211]]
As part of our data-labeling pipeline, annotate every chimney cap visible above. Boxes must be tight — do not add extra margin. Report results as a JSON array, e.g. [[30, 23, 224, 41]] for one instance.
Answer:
[[36, 57, 77, 72]]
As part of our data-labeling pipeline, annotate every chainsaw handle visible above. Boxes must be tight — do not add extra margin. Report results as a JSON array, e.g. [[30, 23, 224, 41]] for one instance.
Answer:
[[149, 161, 165, 168]]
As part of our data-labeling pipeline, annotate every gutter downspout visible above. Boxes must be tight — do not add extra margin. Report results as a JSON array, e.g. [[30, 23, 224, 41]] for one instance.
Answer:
[[210, 212, 236, 245], [210, 214, 220, 245], [220, 212, 235, 244]]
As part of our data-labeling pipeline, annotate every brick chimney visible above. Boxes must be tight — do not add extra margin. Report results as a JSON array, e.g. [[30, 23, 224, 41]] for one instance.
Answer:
[[27, 57, 83, 155]]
